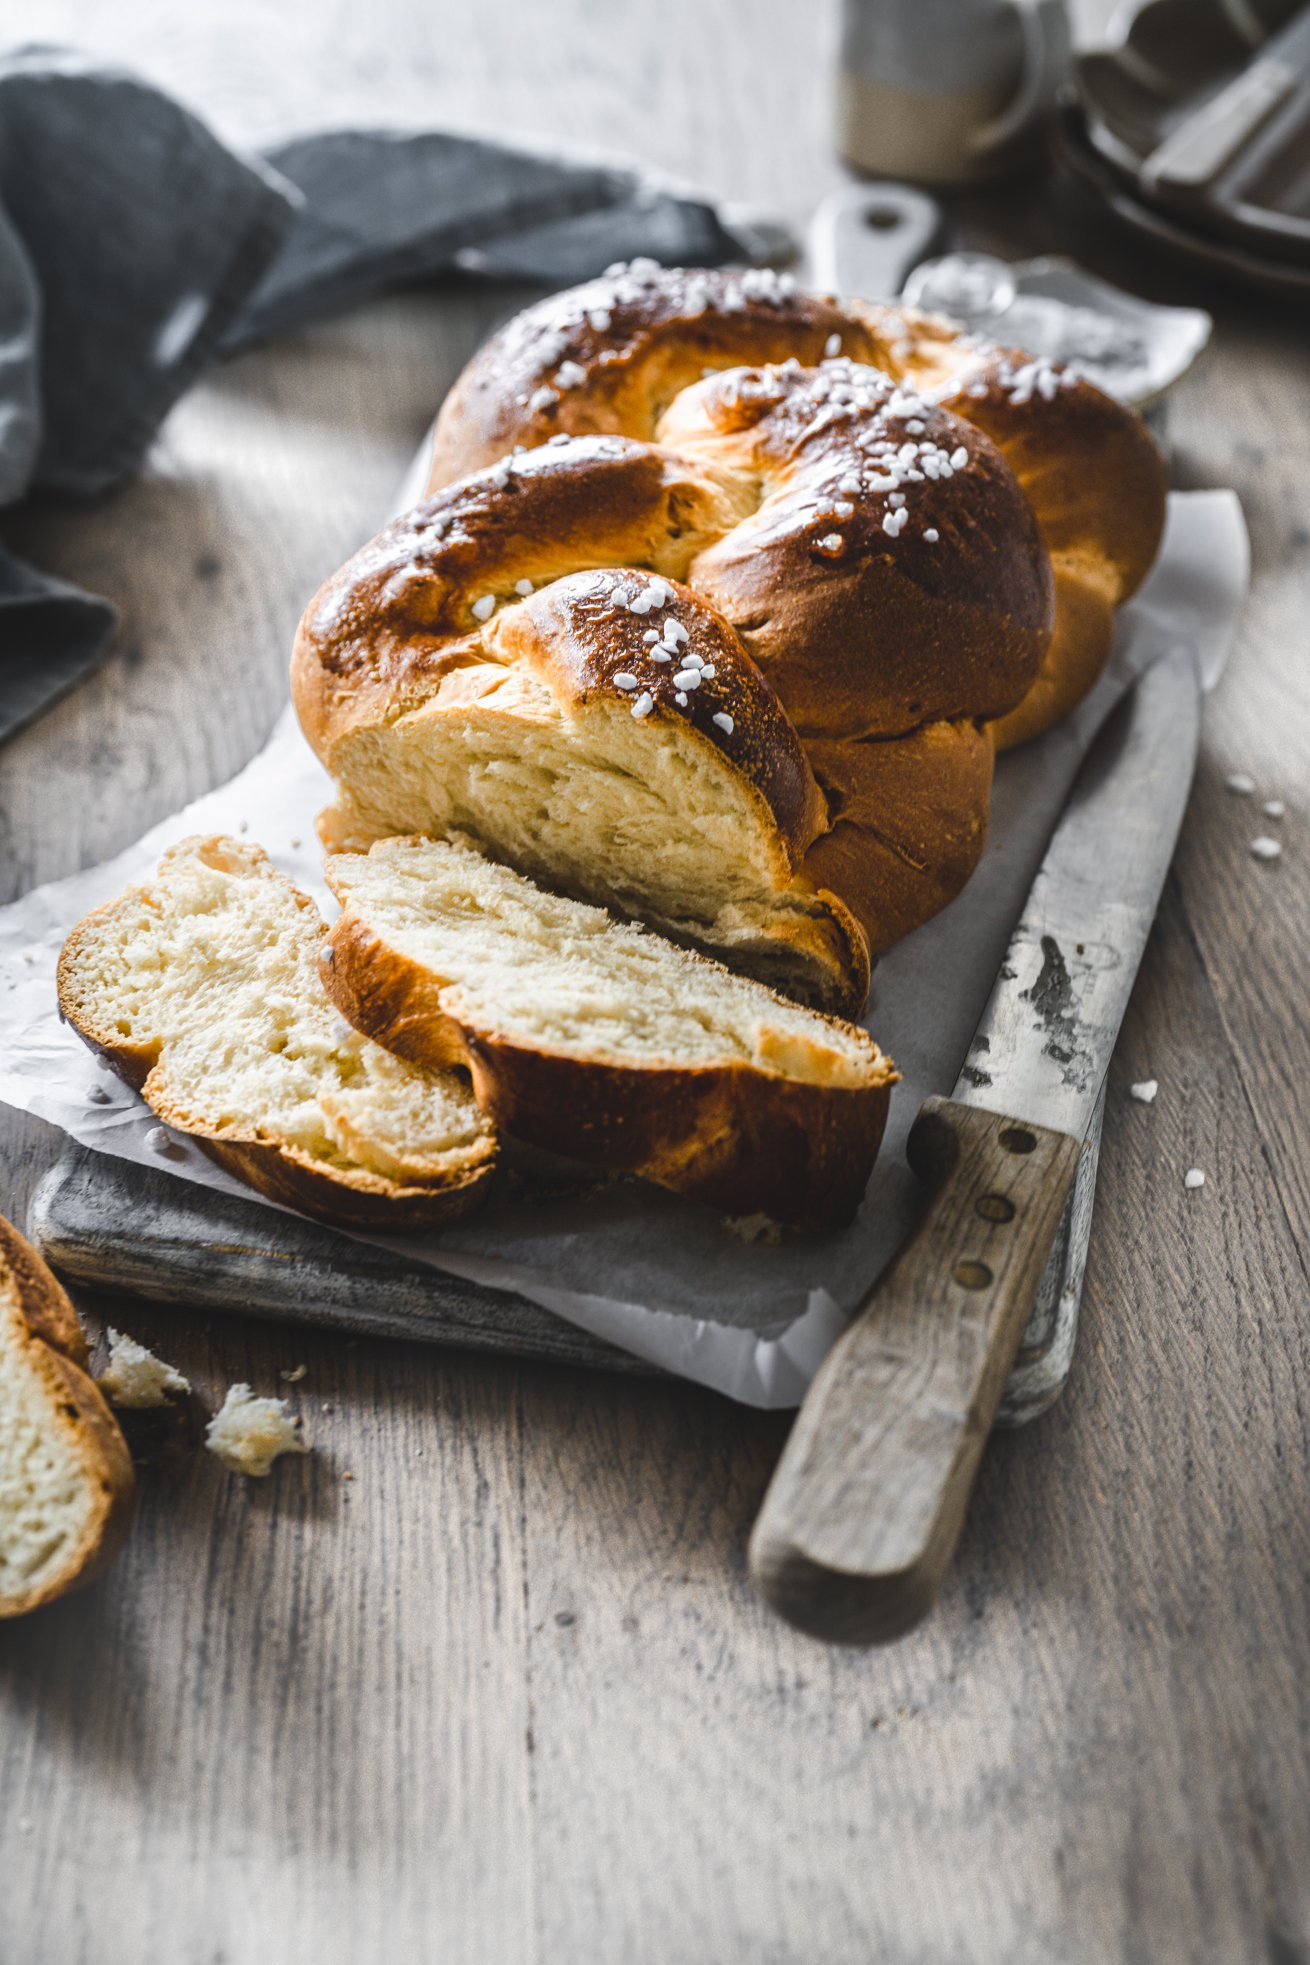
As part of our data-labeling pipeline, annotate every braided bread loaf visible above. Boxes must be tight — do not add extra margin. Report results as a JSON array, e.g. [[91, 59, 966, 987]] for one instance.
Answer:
[[294, 265, 1165, 1012]]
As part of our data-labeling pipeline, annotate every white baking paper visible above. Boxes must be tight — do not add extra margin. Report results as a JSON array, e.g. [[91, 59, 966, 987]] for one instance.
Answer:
[[0, 489, 1247, 1406]]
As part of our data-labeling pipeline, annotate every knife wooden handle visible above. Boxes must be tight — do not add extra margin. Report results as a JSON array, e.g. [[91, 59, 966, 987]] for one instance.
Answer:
[[748, 1098, 1081, 1645]]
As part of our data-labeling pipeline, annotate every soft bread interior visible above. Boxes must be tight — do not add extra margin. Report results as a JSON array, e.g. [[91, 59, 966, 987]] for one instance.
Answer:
[[0, 1276, 103, 1606], [58, 837, 495, 1190], [324, 664, 857, 1009], [327, 837, 891, 1091]]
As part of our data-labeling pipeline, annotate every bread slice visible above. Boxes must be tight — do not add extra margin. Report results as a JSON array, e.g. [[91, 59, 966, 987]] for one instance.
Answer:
[[57, 836, 497, 1229], [322, 837, 896, 1228], [0, 1215, 134, 1617]]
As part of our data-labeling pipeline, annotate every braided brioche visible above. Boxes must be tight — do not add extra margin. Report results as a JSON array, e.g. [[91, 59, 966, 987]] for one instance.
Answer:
[[295, 264, 1165, 1009]]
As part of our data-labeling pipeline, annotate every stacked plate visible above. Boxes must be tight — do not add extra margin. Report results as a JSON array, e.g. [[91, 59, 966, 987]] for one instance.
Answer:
[[1061, 0, 1310, 297]]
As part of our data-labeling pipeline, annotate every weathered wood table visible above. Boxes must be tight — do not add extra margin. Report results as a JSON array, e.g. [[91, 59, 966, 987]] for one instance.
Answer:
[[3, 4, 1308, 1960]]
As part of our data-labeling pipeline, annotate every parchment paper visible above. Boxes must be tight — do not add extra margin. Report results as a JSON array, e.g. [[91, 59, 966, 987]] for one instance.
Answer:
[[0, 489, 1247, 1406]]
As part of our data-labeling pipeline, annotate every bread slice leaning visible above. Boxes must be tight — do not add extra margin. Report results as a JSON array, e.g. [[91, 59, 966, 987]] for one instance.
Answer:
[[0, 1215, 134, 1617], [57, 836, 497, 1229], [322, 837, 897, 1229]]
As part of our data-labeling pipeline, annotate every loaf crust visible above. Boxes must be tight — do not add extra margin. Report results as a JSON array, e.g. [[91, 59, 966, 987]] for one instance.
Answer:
[[801, 720, 997, 958], [0, 1215, 135, 1618], [430, 265, 1165, 749]]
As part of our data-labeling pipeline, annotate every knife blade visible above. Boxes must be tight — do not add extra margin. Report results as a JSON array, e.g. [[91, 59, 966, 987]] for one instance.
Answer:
[[957, 642, 1201, 1140], [749, 644, 1202, 1644]]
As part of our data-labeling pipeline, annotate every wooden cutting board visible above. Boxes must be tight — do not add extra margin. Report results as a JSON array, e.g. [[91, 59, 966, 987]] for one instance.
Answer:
[[29, 1145, 652, 1376]]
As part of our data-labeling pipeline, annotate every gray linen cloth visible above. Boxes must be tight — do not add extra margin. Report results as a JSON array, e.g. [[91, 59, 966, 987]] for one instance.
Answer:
[[0, 46, 758, 743]]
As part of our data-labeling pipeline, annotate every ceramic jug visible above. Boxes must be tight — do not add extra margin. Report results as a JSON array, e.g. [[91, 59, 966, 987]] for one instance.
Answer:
[[836, 0, 1072, 186]]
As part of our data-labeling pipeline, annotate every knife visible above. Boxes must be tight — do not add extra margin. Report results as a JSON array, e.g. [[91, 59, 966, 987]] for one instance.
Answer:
[[749, 642, 1202, 1645]]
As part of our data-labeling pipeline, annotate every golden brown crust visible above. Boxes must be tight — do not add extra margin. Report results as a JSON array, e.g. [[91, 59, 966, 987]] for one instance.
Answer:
[[429, 265, 864, 483], [158, 1124, 493, 1232], [928, 343, 1167, 749], [293, 437, 735, 763], [801, 720, 997, 958], [428, 270, 1165, 750], [56, 843, 498, 1233], [0, 1213, 92, 1369], [663, 363, 1052, 738], [987, 560, 1117, 752], [0, 1215, 135, 1618], [320, 908, 894, 1231]]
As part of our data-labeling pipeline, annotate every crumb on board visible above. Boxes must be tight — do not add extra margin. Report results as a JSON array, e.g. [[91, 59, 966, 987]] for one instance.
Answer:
[[206, 1385, 308, 1476], [1184, 1168, 1206, 1191], [1262, 799, 1285, 820], [279, 1363, 307, 1383], [99, 1328, 191, 1409], [1249, 836, 1282, 862], [721, 1211, 783, 1246], [1130, 1080, 1158, 1104], [1225, 773, 1255, 795]]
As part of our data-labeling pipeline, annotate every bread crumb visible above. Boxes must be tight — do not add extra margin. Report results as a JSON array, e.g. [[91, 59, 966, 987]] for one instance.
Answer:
[[206, 1385, 308, 1476], [1130, 1080, 1158, 1104], [1224, 773, 1255, 795], [721, 1212, 782, 1246], [1249, 836, 1281, 862], [1184, 1168, 1206, 1191], [1262, 799, 1285, 820], [99, 1328, 191, 1409], [279, 1363, 307, 1383]]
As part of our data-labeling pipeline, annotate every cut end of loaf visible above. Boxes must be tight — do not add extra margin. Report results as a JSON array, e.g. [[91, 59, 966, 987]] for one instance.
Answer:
[[302, 555, 869, 1014]]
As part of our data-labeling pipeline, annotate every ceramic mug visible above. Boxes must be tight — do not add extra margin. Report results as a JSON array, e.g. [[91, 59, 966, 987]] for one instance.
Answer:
[[836, 0, 1072, 186]]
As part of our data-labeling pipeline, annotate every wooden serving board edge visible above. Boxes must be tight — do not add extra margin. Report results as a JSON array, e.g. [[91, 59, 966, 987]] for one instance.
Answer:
[[28, 1147, 656, 1378]]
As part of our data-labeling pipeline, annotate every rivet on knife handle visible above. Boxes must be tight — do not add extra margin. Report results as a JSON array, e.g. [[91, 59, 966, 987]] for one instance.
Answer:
[[748, 1097, 1081, 1646]]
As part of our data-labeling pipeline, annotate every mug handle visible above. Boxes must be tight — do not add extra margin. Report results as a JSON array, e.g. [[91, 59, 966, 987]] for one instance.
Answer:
[[968, 0, 1072, 158]]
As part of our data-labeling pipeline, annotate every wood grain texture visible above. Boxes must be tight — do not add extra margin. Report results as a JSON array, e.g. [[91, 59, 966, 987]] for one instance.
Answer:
[[751, 1101, 1081, 1642], [1, 1, 1308, 1961], [29, 1148, 655, 1374]]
